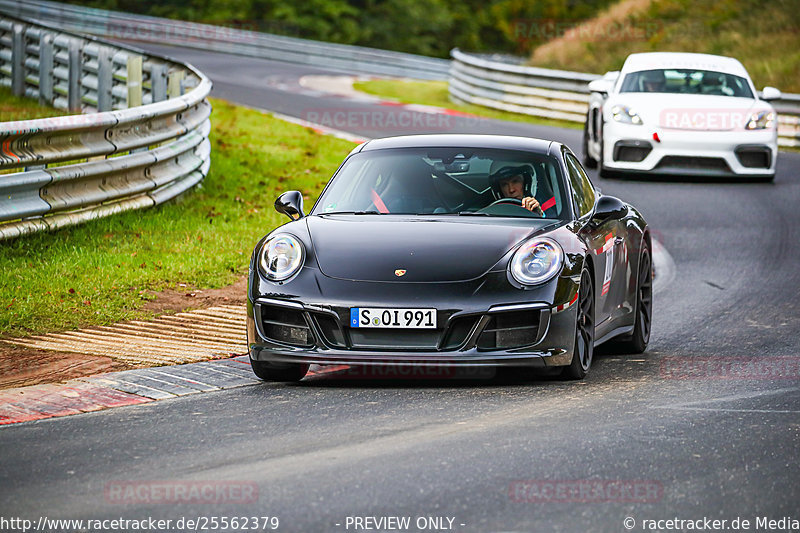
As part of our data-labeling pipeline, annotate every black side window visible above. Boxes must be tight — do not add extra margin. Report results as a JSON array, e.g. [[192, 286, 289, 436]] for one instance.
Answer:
[[565, 154, 596, 217]]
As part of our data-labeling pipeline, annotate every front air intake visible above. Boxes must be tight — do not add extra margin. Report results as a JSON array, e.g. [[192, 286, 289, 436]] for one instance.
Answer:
[[258, 305, 314, 347], [477, 310, 541, 350]]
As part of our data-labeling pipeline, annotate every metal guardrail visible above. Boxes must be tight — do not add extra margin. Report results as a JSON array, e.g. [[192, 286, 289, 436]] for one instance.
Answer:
[[450, 49, 800, 148], [0, 13, 212, 240], [449, 49, 599, 123], [0, 0, 449, 81]]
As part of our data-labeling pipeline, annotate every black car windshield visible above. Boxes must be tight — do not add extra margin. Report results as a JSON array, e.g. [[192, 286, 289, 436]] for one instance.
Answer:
[[313, 147, 568, 219], [620, 68, 754, 98]]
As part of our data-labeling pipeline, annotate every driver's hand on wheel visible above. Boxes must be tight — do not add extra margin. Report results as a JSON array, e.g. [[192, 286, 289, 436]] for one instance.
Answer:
[[522, 196, 543, 214]]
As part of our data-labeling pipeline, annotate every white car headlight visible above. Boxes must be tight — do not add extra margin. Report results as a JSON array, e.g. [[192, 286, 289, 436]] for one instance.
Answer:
[[510, 237, 563, 286], [259, 234, 304, 281], [611, 105, 643, 125], [745, 110, 775, 130]]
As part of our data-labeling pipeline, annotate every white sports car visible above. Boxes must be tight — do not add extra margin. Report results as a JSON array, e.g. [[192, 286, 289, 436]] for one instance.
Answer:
[[583, 52, 780, 181]]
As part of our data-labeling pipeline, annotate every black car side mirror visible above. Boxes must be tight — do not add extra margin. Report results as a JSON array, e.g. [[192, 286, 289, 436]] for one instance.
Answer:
[[591, 195, 627, 225], [275, 191, 305, 221]]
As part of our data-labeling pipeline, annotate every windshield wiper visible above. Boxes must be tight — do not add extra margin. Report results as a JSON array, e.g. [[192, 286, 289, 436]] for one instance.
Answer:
[[457, 211, 492, 216]]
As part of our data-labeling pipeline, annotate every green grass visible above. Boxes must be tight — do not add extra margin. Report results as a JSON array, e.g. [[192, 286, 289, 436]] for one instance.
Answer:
[[0, 98, 356, 337], [352, 79, 581, 130], [0, 87, 71, 122]]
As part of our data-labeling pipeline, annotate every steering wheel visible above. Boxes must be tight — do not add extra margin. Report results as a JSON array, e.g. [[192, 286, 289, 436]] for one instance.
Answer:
[[486, 197, 523, 208], [479, 197, 544, 217]]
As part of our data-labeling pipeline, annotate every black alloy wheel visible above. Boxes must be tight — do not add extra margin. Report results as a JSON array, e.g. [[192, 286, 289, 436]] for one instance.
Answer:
[[618, 248, 652, 353], [563, 267, 595, 380]]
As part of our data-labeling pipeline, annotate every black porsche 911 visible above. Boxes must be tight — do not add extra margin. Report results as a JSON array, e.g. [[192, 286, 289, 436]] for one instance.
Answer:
[[246, 134, 652, 381]]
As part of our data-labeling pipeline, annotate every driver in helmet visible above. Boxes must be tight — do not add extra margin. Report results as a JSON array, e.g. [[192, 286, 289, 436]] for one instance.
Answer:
[[489, 165, 544, 215], [640, 69, 666, 92]]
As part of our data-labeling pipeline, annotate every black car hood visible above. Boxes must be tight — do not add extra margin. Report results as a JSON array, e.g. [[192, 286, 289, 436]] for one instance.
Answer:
[[306, 215, 559, 282]]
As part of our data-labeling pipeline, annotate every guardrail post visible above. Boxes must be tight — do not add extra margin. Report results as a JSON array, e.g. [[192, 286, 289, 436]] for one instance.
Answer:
[[11, 23, 24, 96], [151, 63, 168, 102], [96, 46, 113, 111], [168, 69, 184, 98], [38, 32, 54, 106], [127, 54, 142, 107], [67, 39, 81, 112]]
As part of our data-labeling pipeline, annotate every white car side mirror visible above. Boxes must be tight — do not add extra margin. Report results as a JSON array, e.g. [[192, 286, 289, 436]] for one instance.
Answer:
[[588, 79, 614, 95], [761, 87, 782, 101]]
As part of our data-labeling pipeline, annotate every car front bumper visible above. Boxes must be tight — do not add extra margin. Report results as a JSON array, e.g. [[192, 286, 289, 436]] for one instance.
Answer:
[[602, 123, 777, 177], [247, 270, 581, 369]]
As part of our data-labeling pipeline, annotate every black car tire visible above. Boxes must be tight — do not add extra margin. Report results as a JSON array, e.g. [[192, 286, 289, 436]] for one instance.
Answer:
[[562, 267, 595, 380], [597, 122, 619, 180], [250, 360, 309, 382], [617, 247, 652, 354], [582, 117, 597, 169]]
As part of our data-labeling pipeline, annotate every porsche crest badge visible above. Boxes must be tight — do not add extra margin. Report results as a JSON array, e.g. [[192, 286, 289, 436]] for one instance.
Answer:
[[394, 269, 407, 277]]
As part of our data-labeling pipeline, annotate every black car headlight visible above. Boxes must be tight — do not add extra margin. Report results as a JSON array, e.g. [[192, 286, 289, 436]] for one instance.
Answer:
[[510, 237, 563, 286], [258, 233, 304, 281]]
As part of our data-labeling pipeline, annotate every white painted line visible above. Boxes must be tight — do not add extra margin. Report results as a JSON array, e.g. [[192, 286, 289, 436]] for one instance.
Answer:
[[656, 406, 800, 414], [270, 110, 369, 144], [298, 74, 381, 102], [674, 386, 799, 406], [655, 386, 800, 414], [145, 369, 220, 391], [89, 377, 176, 400], [194, 361, 257, 379], [651, 237, 675, 295], [122, 373, 202, 396]]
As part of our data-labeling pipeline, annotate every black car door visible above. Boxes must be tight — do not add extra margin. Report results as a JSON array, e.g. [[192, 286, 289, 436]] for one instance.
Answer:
[[564, 152, 625, 339]]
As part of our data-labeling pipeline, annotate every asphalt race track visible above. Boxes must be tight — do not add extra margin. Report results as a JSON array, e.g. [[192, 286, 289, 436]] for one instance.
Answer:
[[2, 45, 799, 533]]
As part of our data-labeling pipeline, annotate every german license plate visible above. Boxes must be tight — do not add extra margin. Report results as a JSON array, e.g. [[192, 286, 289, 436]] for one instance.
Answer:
[[350, 308, 437, 329]]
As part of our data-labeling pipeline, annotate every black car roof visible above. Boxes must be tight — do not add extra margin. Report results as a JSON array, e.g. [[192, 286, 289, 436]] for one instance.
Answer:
[[358, 134, 559, 156]]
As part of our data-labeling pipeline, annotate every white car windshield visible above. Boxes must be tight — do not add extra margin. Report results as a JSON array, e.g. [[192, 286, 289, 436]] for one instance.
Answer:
[[313, 148, 568, 219], [620, 68, 754, 98]]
